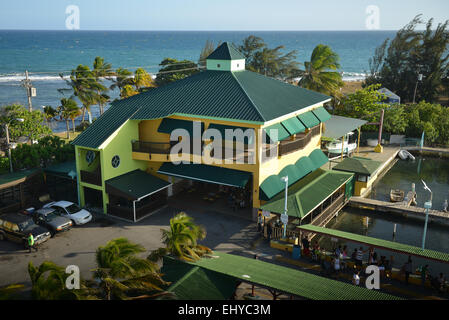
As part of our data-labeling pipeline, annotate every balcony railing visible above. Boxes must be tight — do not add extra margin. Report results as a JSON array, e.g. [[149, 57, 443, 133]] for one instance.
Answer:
[[278, 125, 321, 157], [80, 170, 102, 186]]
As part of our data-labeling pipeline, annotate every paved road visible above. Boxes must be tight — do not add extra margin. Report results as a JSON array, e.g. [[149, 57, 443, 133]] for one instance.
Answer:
[[0, 205, 270, 288]]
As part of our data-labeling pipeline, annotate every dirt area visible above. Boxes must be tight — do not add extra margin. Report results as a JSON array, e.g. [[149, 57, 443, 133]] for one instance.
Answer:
[[341, 81, 363, 95]]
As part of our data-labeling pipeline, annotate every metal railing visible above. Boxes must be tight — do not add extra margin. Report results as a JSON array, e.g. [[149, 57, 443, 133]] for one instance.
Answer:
[[278, 131, 312, 156], [311, 193, 345, 227], [80, 170, 102, 186]]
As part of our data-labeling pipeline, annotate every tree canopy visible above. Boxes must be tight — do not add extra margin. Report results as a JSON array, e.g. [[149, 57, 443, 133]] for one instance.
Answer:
[[155, 58, 199, 87]]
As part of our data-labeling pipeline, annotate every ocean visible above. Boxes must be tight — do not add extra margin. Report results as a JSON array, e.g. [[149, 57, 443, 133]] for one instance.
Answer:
[[0, 30, 396, 132]]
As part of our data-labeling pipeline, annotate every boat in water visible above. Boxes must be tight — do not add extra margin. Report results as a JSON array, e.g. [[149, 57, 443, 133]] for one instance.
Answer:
[[390, 189, 405, 202], [398, 149, 415, 161], [326, 132, 357, 155]]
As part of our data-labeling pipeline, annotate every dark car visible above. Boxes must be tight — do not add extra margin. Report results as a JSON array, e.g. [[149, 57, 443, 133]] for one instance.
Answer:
[[0, 213, 51, 248], [33, 208, 72, 236]]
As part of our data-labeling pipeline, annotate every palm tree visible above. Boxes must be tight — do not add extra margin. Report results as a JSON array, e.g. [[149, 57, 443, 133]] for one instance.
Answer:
[[110, 67, 134, 98], [59, 98, 80, 139], [28, 261, 87, 300], [92, 57, 114, 115], [59, 65, 105, 123], [148, 212, 212, 263], [133, 68, 156, 91], [42, 105, 58, 129], [90, 238, 170, 300], [298, 44, 344, 97]]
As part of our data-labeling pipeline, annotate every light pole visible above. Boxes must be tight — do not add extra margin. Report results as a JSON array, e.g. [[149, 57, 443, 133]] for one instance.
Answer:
[[280, 176, 289, 239], [2, 118, 24, 173], [413, 74, 423, 104], [421, 179, 432, 250]]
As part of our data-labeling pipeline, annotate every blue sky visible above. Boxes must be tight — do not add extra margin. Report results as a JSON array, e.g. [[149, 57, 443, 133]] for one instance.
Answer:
[[0, 0, 448, 31]]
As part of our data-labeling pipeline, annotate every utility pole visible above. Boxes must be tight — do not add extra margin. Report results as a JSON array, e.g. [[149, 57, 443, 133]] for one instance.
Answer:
[[22, 70, 35, 111], [413, 74, 423, 104]]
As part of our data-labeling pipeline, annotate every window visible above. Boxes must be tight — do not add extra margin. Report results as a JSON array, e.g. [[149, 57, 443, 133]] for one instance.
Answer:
[[86, 150, 95, 164], [217, 64, 221, 68], [111, 155, 120, 168], [357, 175, 368, 183]]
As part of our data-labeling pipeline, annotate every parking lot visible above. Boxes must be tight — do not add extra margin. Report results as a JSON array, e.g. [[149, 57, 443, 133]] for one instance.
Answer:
[[0, 204, 266, 288]]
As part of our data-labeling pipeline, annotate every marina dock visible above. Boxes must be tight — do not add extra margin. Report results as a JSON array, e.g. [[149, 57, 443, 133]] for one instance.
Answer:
[[348, 194, 449, 226]]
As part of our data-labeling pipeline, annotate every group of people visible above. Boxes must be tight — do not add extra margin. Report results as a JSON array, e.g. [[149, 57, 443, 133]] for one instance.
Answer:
[[402, 256, 447, 293], [226, 189, 248, 211]]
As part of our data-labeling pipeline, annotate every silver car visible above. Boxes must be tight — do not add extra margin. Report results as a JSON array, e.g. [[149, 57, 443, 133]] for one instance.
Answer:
[[34, 208, 73, 236]]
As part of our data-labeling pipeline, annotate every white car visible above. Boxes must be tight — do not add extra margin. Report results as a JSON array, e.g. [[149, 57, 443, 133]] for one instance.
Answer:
[[43, 201, 92, 225]]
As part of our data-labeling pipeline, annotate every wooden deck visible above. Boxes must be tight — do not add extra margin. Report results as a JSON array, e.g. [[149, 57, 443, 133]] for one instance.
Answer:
[[349, 193, 449, 226]]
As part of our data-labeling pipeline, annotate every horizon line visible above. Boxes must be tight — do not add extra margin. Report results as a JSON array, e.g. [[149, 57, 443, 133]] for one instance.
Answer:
[[0, 28, 402, 32]]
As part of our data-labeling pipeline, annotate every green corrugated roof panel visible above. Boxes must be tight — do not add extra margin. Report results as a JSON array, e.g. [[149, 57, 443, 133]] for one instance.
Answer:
[[261, 169, 353, 218], [309, 149, 329, 170], [312, 106, 332, 123], [73, 68, 330, 149], [295, 156, 314, 178], [43, 161, 77, 179], [158, 118, 204, 138], [105, 169, 171, 200], [158, 163, 251, 188], [160, 257, 237, 300], [279, 165, 302, 187], [185, 252, 400, 300], [206, 42, 246, 60], [264, 123, 290, 142], [333, 157, 382, 176], [207, 123, 255, 144], [281, 117, 306, 135], [0, 168, 41, 189], [298, 111, 320, 128], [298, 225, 449, 264]]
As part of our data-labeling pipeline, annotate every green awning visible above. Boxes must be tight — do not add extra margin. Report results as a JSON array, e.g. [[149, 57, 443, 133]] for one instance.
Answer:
[[0, 168, 41, 190], [281, 117, 306, 135], [207, 123, 254, 144], [261, 169, 354, 219], [333, 157, 382, 176], [105, 170, 171, 201], [297, 111, 320, 128], [298, 224, 449, 264], [312, 106, 332, 123], [295, 156, 314, 178], [160, 256, 237, 300], [158, 118, 204, 138], [264, 123, 290, 142], [309, 149, 329, 170], [323, 115, 367, 139], [279, 165, 302, 187], [259, 175, 284, 201], [158, 163, 251, 188]]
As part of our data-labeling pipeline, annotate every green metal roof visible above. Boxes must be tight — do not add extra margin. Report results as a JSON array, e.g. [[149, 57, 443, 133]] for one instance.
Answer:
[[333, 157, 382, 176], [158, 162, 251, 188], [261, 169, 354, 218], [160, 256, 237, 300], [43, 161, 77, 179], [207, 123, 254, 144], [298, 224, 449, 264], [298, 111, 320, 128], [206, 42, 246, 60], [312, 106, 332, 123], [72, 69, 330, 149], [281, 117, 306, 135], [0, 168, 41, 190], [158, 118, 204, 138], [309, 149, 330, 170], [184, 251, 400, 300], [105, 169, 171, 200], [264, 123, 290, 142], [323, 115, 367, 140]]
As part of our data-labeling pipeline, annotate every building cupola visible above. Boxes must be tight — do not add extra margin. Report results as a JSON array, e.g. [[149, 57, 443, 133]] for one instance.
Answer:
[[206, 42, 246, 72]]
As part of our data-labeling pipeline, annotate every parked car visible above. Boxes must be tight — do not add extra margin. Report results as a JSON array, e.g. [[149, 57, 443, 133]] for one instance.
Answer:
[[0, 213, 51, 248], [33, 208, 73, 236], [43, 201, 92, 225]]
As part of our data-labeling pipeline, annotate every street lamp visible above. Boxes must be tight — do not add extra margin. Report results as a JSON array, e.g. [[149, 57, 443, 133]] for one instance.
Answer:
[[280, 176, 289, 238], [2, 118, 24, 173], [421, 179, 432, 250]]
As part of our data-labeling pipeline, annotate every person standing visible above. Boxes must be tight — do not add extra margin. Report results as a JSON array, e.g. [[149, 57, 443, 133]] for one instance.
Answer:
[[404, 256, 413, 286], [267, 223, 272, 242], [421, 264, 429, 287], [301, 236, 310, 256], [257, 212, 263, 233], [27, 233, 37, 253], [352, 270, 360, 286], [356, 246, 365, 267]]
